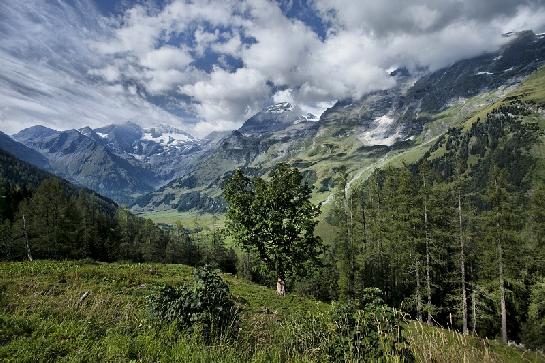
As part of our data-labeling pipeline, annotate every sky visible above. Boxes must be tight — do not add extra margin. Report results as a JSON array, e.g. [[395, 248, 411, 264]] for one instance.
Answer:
[[1, 0, 545, 138]]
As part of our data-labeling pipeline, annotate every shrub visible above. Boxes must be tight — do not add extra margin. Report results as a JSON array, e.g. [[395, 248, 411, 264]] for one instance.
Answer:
[[328, 288, 413, 361], [282, 288, 413, 362], [148, 265, 239, 343]]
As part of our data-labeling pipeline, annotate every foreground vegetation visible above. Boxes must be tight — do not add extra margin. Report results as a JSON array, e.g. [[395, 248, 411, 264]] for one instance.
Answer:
[[1, 261, 544, 362]]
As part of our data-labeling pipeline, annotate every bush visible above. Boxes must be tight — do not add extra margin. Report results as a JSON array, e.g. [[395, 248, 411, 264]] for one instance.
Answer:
[[328, 288, 413, 361], [283, 288, 413, 362], [148, 265, 239, 343]]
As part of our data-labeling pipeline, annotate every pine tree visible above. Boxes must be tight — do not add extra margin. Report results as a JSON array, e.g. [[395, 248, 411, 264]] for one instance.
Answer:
[[483, 167, 519, 343], [330, 168, 355, 300]]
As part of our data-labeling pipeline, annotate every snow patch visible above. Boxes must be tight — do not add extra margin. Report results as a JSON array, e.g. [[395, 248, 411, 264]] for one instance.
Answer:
[[294, 113, 319, 124], [503, 67, 514, 72], [358, 115, 400, 146], [141, 125, 196, 148], [142, 132, 191, 145], [476, 71, 493, 75], [96, 132, 108, 138], [129, 153, 145, 161]]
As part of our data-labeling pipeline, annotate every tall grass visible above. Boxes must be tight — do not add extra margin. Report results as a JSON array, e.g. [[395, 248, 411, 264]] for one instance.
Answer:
[[406, 321, 545, 363], [1, 261, 544, 362]]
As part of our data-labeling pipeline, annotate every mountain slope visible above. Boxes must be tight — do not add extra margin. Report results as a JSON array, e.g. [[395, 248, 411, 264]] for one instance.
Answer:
[[0, 147, 117, 213], [13, 126, 156, 204], [131, 103, 319, 213], [94, 122, 202, 180], [133, 31, 545, 215], [12, 122, 208, 205], [0, 132, 49, 170]]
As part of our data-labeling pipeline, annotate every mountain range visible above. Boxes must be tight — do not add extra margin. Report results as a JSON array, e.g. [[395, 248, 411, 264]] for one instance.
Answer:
[[1, 30, 545, 215]]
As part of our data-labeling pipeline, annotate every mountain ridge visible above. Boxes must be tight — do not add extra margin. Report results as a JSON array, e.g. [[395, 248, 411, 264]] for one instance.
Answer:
[[3, 31, 545, 213], [131, 30, 545, 215]]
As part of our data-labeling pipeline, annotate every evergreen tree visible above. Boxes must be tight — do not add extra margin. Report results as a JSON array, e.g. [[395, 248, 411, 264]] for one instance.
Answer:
[[330, 168, 355, 300], [482, 167, 521, 343]]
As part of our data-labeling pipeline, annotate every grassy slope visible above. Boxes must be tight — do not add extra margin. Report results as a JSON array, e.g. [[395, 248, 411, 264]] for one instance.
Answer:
[[1, 261, 544, 362], [139, 210, 225, 228]]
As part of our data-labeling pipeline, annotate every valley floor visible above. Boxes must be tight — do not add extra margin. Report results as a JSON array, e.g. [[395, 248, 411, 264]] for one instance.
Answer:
[[1, 261, 544, 362]]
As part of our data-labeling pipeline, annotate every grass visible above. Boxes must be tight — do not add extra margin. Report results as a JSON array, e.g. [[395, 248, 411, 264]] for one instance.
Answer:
[[138, 210, 225, 229], [0, 261, 326, 362], [407, 322, 545, 363], [1, 261, 543, 362], [464, 66, 545, 130]]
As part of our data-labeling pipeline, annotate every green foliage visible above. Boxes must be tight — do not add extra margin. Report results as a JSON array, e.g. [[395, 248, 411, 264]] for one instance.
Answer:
[[282, 288, 412, 362], [0, 174, 222, 268], [522, 279, 545, 350], [149, 265, 239, 343], [329, 167, 356, 300], [328, 289, 413, 361], [223, 163, 322, 291]]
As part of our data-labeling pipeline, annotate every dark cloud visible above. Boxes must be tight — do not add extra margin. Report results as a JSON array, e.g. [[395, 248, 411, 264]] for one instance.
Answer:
[[315, 0, 545, 36]]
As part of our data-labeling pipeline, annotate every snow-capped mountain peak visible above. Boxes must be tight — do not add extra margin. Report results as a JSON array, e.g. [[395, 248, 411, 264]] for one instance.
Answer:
[[265, 102, 294, 113], [142, 125, 197, 147]]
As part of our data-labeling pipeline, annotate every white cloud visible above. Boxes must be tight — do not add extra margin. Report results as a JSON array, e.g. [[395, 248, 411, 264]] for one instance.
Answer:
[[0, 1, 188, 134], [88, 65, 121, 82], [181, 67, 270, 133], [141, 46, 193, 70], [2, 0, 545, 138], [194, 27, 220, 56], [313, 0, 545, 36], [273, 89, 295, 104], [212, 33, 244, 57]]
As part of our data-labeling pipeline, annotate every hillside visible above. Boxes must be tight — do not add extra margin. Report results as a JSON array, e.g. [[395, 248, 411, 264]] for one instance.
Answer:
[[0, 149, 179, 264], [0, 148, 117, 213], [1, 261, 543, 362], [0, 132, 49, 170]]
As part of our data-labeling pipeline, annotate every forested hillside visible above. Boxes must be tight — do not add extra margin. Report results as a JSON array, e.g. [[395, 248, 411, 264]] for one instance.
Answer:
[[0, 149, 235, 269], [320, 95, 545, 348]]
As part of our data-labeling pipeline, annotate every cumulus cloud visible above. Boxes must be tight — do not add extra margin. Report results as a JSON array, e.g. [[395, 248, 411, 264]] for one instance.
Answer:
[[181, 67, 270, 132], [2, 0, 545, 137]]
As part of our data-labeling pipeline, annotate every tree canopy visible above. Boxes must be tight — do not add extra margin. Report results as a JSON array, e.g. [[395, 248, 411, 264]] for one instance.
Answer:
[[223, 163, 322, 295]]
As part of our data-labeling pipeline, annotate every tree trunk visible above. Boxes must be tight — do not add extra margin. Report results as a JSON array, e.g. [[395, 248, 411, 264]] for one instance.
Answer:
[[498, 241, 507, 343], [276, 276, 286, 296], [416, 259, 422, 321], [424, 198, 432, 324], [22, 213, 32, 262], [345, 190, 354, 298], [458, 191, 468, 334], [472, 288, 477, 335]]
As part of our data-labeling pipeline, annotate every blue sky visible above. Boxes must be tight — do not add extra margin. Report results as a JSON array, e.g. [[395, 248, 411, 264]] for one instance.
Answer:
[[1, 0, 545, 137]]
